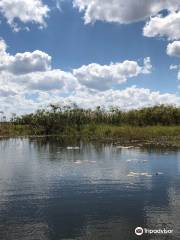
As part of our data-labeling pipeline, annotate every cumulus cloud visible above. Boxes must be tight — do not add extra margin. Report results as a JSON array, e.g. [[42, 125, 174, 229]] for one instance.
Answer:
[[26, 70, 77, 91], [0, 39, 7, 55], [1, 85, 180, 117], [73, 0, 180, 63], [0, 39, 179, 117], [0, 69, 77, 94], [143, 11, 180, 40], [170, 64, 179, 70], [141, 57, 152, 74], [0, 39, 52, 74], [2, 51, 52, 75], [52, 86, 179, 107], [0, 40, 153, 95], [0, 88, 16, 97], [64, 86, 180, 109], [0, 0, 49, 31], [167, 41, 180, 57], [0, 39, 76, 95], [169, 64, 180, 80], [73, 0, 180, 24], [178, 71, 180, 80], [73, 57, 152, 91]]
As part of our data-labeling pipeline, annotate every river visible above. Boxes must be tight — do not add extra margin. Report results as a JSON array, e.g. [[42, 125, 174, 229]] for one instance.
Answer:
[[0, 138, 179, 240]]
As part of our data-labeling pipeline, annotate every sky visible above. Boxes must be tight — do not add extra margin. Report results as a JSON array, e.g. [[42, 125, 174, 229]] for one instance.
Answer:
[[0, 0, 180, 116]]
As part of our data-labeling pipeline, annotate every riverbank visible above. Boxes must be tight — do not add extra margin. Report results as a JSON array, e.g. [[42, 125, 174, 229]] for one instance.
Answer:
[[0, 124, 30, 137], [1, 124, 180, 147]]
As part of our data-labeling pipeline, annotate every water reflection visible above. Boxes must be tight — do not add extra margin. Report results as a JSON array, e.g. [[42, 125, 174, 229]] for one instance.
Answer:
[[0, 138, 179, 239]]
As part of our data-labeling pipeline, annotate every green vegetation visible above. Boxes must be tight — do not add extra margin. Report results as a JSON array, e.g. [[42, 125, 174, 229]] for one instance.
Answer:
[[15, 104, 180, 128], [0, 124, 30, 136], [1, 105, 180, 146]]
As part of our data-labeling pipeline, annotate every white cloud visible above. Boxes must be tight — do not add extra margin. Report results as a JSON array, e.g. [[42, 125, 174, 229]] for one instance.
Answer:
[[0, 39, 78, 93], [1, 86, 180, 117], [170, 64, 179, 70], [143, 11, 180, 40], [0, 40, 155, 96], [0, 39, 52, 74], [178, 71, 180, 80], [169, 63, 180, 81], [3, 56, 151, 93], [167, 41, 180, 57], [0, 69, 77, 94], [0, 0, 49, 31], [73, 57, 152, 91], [2, 51, 52, 75], [0, 87, 16, 97], [0, 39, 179, 117], [0, 41, 178, 116], [63, 86, 178, 110], [0, 42, 66, 97], [73, 0, 180, 64], [172, 66, 180, 80], [73, 0, 180, 24], [26, 70, 77, 92], [141, 57, 152, 74], [0, 39, 7, 55], [55, 0, 63, 12]]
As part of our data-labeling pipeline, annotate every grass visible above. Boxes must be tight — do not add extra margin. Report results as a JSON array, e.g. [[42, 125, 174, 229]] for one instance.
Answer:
[[80, 124, 180, 138], [0, 124, 30, 137], [81, 124, 180, 147], [1, 123, 180, 138], [1, 123, 180, 147]]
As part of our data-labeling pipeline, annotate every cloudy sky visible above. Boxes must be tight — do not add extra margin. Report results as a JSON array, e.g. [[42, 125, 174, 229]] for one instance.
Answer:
[[0, 0, 180, 116]]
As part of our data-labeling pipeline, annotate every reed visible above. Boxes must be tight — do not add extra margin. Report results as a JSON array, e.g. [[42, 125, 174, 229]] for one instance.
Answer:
[[1, 104, 180, 143]]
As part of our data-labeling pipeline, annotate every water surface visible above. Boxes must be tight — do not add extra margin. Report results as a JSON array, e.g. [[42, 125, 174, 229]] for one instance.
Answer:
[[0, 138, 180, 240]]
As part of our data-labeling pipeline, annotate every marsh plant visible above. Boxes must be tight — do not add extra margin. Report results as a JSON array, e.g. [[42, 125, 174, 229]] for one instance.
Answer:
[[11, 104, 180, 135]]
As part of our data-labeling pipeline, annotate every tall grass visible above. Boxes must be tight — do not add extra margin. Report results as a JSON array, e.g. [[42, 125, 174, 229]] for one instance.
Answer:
[[14, 104, 180, 133], [1, 104, 175, 140], [82, 124, 180, 139]]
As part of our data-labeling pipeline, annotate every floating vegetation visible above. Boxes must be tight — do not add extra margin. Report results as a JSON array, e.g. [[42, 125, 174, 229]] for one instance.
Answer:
[[74, 160, 96, 164], [141, 160, 148, 163], [67, 146, 80, 150], [126, 159, 148, 163], [126, 159, 138, 162], [127, 172, 152, 177], [74, 160, 82, 164], [116, 146, 134, 149]]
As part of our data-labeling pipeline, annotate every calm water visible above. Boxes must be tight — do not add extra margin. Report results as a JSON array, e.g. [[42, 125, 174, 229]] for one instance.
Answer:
[[0, 138, 180, 240]]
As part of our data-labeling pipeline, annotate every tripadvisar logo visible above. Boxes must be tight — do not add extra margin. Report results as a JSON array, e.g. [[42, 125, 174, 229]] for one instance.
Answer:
[[135, 226, 173, 236], [135, 227, 144, 236]]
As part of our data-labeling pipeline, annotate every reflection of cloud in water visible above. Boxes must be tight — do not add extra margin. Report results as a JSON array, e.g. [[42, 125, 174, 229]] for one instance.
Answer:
[[145, 183, 180, 238], [0, 223, 49, 240], [177, 152, 180, 174], [78, 218, 130, 240], [67, 146, 80, 150], [127, 172, 152, 177], [0, 138, 180, 239], [74, 160, 97, 164]]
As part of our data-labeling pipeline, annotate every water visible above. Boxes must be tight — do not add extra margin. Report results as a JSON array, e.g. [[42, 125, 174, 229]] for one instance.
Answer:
[[0, 138, 180, 240]]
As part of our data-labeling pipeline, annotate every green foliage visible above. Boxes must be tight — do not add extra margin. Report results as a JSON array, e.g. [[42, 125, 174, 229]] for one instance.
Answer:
[[14, 104, 180, 133]]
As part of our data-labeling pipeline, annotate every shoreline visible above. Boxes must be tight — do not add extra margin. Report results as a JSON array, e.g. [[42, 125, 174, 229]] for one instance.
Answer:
[[0, 129, 180, 148]]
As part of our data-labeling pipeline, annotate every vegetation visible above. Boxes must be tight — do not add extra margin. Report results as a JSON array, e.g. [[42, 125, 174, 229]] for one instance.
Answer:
[[0, 123, 30, 136], [14, 104, 180, 130], [0, 105, 180, 146]]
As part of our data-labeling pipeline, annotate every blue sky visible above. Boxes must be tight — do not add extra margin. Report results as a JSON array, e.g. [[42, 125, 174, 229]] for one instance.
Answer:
[[0, 0, 180, 115]]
